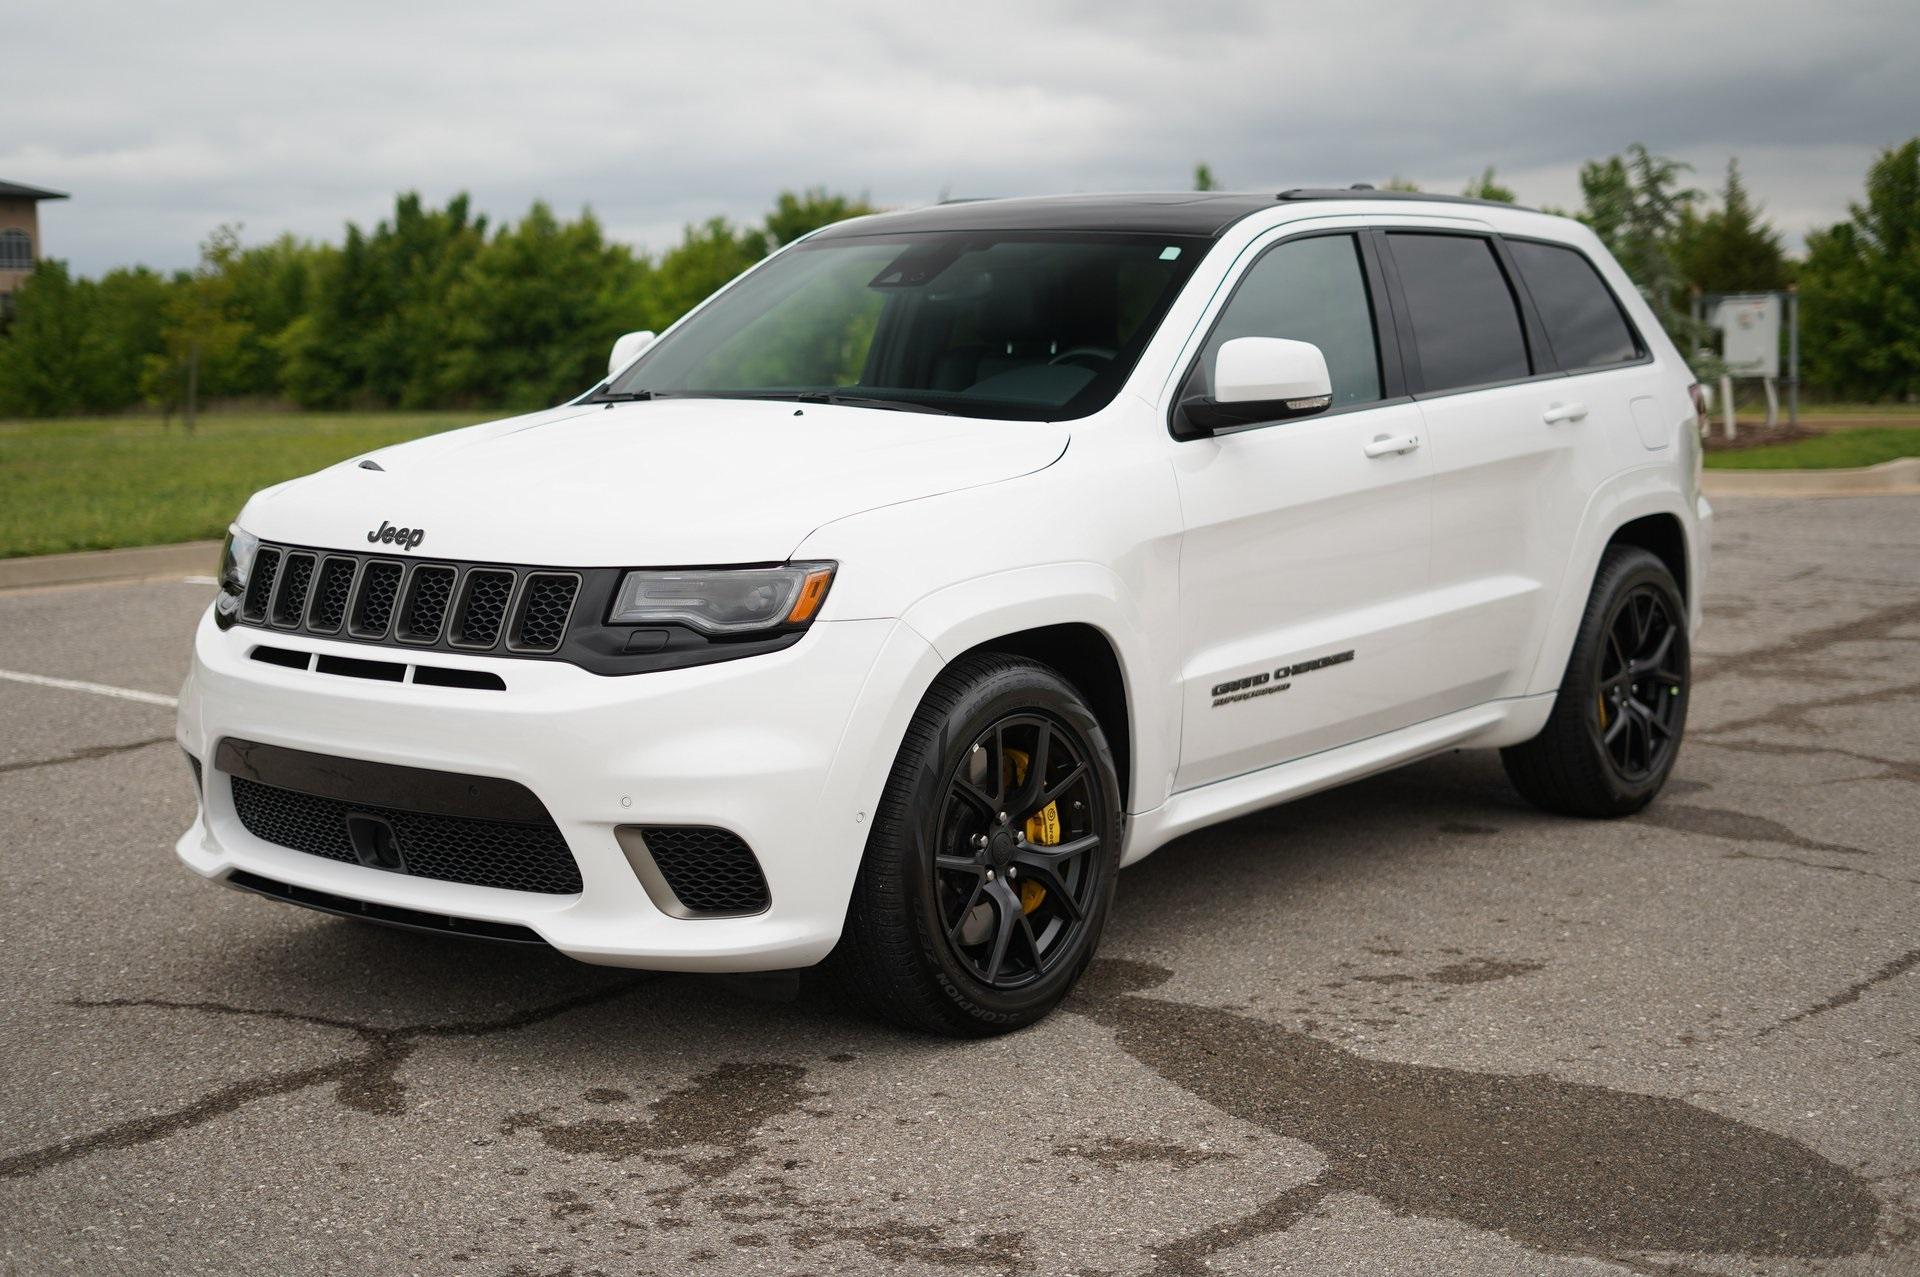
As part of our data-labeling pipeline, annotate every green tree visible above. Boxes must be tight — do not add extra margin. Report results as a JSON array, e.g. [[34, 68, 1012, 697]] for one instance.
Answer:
[[1193, 163, 1219, 192], [1462, 167, 1517, 203], [1383, 176, 1422, 192], [764, 187, 877, 248], [440, 202, 650, 409], [1672, 160, 1788, 295], [1799, 139, 1920, 401], [646, 216, 769, 331], [1577, 144, 1700, 319], [0, 261, 97, 414], [139, 226, 252, 422], [281, 193, 488, 408]]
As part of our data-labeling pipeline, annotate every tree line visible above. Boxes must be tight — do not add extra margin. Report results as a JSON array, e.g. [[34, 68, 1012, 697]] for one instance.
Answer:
[[2, 140, 1917, 418], [0, 188, 873, 418]]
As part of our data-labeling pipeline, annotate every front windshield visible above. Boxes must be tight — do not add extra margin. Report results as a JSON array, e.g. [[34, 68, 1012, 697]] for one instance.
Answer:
[[604, 231, 1209, 420]]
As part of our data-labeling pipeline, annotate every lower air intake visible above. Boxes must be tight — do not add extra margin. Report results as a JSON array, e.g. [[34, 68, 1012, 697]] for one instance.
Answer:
[[635, 826, 770, 915]]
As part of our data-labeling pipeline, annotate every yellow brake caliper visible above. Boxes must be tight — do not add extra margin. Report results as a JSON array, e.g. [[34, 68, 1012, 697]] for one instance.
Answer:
[[1004, 747, 1059, 915]]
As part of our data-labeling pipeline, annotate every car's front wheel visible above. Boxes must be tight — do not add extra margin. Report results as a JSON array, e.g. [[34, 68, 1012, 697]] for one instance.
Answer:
[[838, 653, 1122, 1036]]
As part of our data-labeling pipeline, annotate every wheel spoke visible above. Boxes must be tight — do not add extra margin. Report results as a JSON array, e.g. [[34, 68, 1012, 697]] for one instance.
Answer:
[[1603, 712, 1629, 746], [983, 881, 1019, 981], [1036, 761, 1090, 810], [935, 854, 982, 876], [1010, 723, 1052, 815], [945, 880, 985, 944], [1022, 862, 1084, 921], [1634, 626, 1676, 675], [1017, 913, 1045, 969], [1015, 832, 1100, 870]]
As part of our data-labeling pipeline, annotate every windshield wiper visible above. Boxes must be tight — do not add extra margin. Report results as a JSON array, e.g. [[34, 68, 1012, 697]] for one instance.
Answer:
[[587, 388, 657, 404], [719, 390, 956, 416]]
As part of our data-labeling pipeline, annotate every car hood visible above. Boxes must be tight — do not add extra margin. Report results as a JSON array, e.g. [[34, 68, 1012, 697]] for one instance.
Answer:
[[239, 399, 1071, 565]]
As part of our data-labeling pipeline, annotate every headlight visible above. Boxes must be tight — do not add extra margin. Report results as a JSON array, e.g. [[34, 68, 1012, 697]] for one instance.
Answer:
[[213, 524, 260, 626], [609, 562, 835, 635]]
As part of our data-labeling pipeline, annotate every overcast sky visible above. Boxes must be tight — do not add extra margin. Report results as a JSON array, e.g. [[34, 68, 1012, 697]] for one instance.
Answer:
[[10, 0, 1917, 276]]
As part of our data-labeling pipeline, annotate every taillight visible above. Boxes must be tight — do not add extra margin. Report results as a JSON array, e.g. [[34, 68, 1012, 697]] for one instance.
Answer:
[[1688, 383, 1709, 435]]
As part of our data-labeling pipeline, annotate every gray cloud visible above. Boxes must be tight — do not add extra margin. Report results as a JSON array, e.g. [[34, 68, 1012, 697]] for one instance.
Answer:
[[8, 0, 1917, 274]]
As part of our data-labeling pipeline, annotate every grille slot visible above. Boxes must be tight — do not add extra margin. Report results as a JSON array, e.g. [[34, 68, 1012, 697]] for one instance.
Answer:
[[242, 547, 283, 622], [396, 564, 456, 644], [450, 568, 515, 649], [229, 774, 583, 895], [509, 573, 580, 653], [639, 826, 770, 915], [270, 552, 316, 628], [349, 560, 404, 638], [306, 556, 357, 633]]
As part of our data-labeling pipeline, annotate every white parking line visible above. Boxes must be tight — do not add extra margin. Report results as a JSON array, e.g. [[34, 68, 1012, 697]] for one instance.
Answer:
[[0, 668, 179, 708]]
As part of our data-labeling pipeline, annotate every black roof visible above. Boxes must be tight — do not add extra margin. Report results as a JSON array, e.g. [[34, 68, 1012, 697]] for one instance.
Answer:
[[812, 188, 1530, 241], [812, 192, 1281, 239], [0, 180, 68, 201]]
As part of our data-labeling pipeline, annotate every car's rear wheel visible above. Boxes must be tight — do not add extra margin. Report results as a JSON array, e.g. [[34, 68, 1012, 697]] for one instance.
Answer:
[[837, 653, 1122, 1036], [1502, 545, 1690, 817]]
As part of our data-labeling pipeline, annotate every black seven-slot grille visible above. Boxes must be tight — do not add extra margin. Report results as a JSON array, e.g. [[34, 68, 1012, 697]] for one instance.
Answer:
[[238, 542, 579, 657], [218, 738, 582, 895]]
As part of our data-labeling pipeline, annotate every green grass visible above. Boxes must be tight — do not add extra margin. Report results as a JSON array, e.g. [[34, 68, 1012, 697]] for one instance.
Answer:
[[1796, 402, 1920, 418], [0, 411, 490, 559], [1705, 426, 1920, 470]]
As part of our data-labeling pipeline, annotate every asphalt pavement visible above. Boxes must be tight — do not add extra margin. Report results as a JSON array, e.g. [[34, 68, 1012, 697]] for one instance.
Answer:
[[1, 494, 1916, 1276]]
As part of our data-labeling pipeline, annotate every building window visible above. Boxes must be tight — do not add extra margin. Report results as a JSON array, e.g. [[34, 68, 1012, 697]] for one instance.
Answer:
[[0, 228, 33, 271]]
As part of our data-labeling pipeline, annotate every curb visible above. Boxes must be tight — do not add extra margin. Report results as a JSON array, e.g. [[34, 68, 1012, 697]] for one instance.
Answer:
[[0, 540, 222, 593], [1702, 455, 1920, 498]]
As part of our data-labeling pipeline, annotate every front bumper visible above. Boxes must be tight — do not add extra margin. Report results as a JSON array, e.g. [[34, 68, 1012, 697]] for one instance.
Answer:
[[175, 606, 937, 970]]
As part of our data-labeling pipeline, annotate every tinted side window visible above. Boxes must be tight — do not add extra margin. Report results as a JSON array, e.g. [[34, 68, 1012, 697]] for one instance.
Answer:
[[1199, 234, 1382, 408], [1387, 233, 1529, 392], [1508, 239, 1640, 370]]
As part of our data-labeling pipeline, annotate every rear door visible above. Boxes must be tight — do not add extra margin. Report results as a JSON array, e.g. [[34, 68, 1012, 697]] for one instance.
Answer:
[[1378, 229, 1627, 711], [1170, 229, 1434, 790]]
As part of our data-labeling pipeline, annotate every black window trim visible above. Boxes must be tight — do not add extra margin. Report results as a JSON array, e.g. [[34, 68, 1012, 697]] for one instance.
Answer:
[[1498, 232, 1652, 376], [1165, 226, 1407, 440]]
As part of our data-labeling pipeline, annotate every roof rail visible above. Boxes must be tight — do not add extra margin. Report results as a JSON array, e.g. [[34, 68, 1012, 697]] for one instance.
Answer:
[[1276, 186, 1537, 213]]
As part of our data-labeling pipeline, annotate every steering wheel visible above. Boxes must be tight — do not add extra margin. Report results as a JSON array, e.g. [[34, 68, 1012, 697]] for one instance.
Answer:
[[1048, 346, 1117, 372]]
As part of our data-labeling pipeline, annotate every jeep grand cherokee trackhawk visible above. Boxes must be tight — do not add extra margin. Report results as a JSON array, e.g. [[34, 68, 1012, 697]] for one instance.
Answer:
[[177, 189, 1710, 1036]]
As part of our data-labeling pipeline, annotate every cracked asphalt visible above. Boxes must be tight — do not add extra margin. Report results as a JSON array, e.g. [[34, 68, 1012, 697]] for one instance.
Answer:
[[1, 494, 1917, 1276]]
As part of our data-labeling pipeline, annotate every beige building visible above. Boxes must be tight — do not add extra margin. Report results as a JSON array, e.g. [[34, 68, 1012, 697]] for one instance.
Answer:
[[0, 180, 69, 314]]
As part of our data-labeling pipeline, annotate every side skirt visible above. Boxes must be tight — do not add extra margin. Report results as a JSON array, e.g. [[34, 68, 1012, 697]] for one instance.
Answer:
[[1121, 693, 1555, 865]]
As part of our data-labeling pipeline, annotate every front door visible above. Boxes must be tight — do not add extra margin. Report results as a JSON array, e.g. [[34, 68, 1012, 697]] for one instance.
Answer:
[[1172, 231, 1435, 790]]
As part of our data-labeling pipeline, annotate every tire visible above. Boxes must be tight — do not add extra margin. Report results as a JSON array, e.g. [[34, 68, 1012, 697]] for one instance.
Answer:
[[836, 652, 1124, 1036], [1502, 545, 1690, 818]]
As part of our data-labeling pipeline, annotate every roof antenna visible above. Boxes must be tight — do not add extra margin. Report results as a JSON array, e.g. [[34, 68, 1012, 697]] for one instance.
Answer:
[[1349, 183, 1376, 191]]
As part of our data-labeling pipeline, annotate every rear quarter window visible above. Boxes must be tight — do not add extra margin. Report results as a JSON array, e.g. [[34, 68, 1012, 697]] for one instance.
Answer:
[[1508, 239, 1643, 370]]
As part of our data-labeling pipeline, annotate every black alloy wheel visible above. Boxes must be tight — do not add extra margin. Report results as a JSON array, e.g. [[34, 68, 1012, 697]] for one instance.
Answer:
[[837, 653, 1123, 1036], [1503, 545, 1690, 818], [933, 714, 1106, 989], [1593, 583, 1686, 782]]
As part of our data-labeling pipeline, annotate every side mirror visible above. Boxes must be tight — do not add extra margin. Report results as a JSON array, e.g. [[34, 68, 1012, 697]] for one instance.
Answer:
[[1175, 337, 1334, 437], [608, 330, 656, 378]]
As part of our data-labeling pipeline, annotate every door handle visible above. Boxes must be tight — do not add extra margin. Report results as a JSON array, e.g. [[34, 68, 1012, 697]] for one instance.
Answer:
[[1543, 401, 1589, 425], [1364, 433, 1421, 458]]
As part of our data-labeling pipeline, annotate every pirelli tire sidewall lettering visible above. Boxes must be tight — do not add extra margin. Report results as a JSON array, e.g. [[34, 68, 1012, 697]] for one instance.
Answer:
[[1211, 649, 1355, 709]]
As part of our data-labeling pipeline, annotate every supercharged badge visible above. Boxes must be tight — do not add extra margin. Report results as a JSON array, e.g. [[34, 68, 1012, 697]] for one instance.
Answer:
[[1212, 648, 1355, 708]]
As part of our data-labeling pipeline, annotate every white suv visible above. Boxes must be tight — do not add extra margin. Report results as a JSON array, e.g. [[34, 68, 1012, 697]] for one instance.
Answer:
[[177, 189, 1710, 1035]]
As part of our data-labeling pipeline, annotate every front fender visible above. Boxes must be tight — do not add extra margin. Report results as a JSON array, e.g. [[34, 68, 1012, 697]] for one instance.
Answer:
[[898, 563, 1174, 818]]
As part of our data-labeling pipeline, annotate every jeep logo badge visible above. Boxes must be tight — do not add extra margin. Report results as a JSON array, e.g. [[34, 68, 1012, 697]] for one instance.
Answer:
[[367, 520, 426, 551]]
